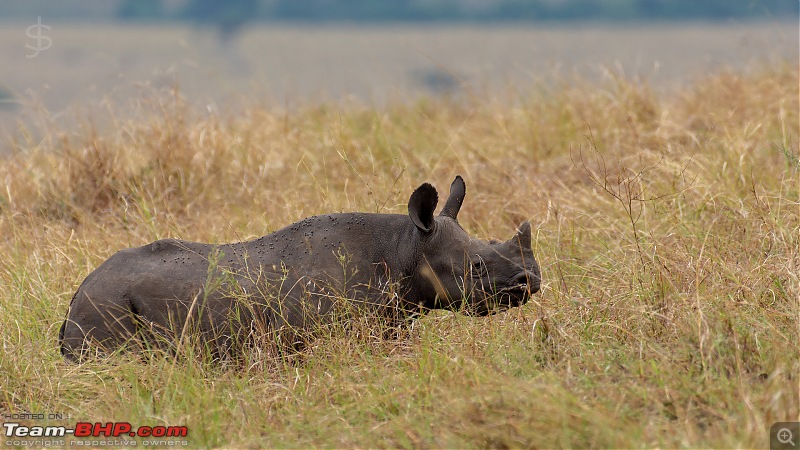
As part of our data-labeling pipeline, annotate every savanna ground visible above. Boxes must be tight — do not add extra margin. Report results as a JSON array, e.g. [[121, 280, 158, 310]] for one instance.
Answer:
[[0, 57, 798, 447]]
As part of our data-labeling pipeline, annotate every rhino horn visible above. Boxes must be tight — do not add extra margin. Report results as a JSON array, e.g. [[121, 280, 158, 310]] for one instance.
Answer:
[[408, 182, 438, 232], [439, 175, 466, 221], [511, 221, 532, 249]]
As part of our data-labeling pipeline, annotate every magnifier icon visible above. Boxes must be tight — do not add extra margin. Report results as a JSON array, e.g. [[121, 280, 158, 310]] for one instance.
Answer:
[[778, 428, 796, 446]]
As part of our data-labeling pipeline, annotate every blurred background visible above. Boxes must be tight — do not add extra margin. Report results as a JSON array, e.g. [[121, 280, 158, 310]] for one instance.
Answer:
[[0, 0, 797, 143]]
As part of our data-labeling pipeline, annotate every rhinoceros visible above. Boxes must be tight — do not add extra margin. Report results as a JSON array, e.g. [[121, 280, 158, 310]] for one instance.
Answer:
[[59, 176, 541, 361]]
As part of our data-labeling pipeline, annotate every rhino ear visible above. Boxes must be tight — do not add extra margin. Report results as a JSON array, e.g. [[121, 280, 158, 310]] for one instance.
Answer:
[[511, 221, 532, 249], [439, 175, 466, 220], [408, 182, 438, 232]]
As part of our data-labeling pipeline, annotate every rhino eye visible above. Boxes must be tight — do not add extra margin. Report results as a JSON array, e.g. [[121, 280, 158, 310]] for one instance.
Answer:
[[470, 256, 485, 273]]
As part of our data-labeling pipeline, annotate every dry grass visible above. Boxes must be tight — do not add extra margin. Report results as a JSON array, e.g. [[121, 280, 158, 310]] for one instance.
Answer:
[[0, 62, 798, 448]]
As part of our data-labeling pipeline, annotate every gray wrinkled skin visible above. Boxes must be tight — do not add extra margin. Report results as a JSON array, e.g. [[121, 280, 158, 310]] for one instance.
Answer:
[[60, 176, 541, 361]]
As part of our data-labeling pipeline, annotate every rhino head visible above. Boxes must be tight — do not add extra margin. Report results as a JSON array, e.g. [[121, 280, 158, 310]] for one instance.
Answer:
[[406, 176, 541, 316]]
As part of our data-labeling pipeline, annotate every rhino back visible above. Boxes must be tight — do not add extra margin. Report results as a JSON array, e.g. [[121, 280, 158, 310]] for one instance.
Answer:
[[241, 212, 419, 295], [101, 213, 418, 324]]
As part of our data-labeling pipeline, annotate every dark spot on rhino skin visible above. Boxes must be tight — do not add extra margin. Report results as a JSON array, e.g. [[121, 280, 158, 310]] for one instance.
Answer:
[[59, 176, 541, 362]]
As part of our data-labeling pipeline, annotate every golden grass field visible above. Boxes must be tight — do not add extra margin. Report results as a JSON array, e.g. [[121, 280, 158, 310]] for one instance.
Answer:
[[0, 58, 798, 447]]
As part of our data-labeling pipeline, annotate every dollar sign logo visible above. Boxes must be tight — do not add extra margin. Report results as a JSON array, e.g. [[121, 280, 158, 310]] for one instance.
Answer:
[[26, 16, 52, 59]]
